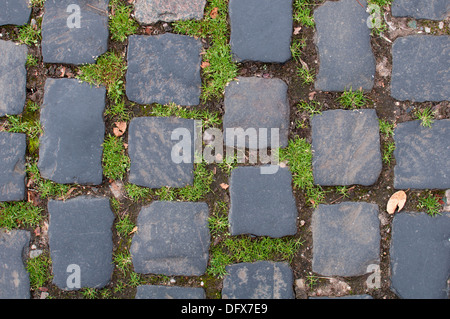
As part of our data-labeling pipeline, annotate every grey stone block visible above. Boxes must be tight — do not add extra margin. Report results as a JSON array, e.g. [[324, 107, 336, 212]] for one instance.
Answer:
[[48, 196, 115, 290], [312, 202, 380, 276], [393, 119, 450, 189], [38, 78, 106, 185], [222, 261, 294, 299], [392, 0, 449, 20], [135, 285, 206, 299], [229, 0, 292, 63], [229, 166, 297, 238], [41, 0, 109, 64], [390, 212, 450, 299], [0, 0, 31, 26], [223, 77, 290, 149], [0, 132, 26, 202], [311, 109, 382, 186], [126, 34, 202, 106], [0, 40, 27, 116], [314, 0, 375, 92], [391, 35, 449, 102], [134, 0, 206, 24], [0, 229, 30, 299], [131, 201, 210, 276], [128, 116, 195, 188]]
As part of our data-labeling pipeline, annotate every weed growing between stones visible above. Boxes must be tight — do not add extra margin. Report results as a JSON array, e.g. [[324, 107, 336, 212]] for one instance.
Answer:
[[417, 192, 442, 217], [173, 0, 238, 101], [279, 137, 325, 207], [336, 87, 370, 109], [108, 0, 138, 42], [415, 106, 435, 128], [17, 19, 41, 46], [101, 134, 130, 180], [379, 119, 395, 165], [0, 201, 43, 230], [26, 253, 52, 291]]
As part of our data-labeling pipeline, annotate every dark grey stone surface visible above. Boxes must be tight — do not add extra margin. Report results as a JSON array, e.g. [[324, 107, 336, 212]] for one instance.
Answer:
[[41, 0, 109, 65], [0, 132, 26, 202], [135, 285, 206, 299], [0, 0, 31, 26], [229, 0, 292, 63], [0, 230, 30, 299], [390, 212, 450, 299], [134, 0, 206, 24], [312, 202, 380, 276], [223, 77, 290, 149], [391, 35, 449, 102], [222, 261, 294, 299], [392, 0, 449, 20], [128, 116, 195, 188], [38, 78, 106, 185], [131, 201, 210, 276], [314, 0, 375, 92], [393, 119, 450, 189], [229, 166, 297, 238], [0, 40, 27, 116], [48, 196, 114, 290], [311, 109, 382, 186], [126, 34, 202, 106]]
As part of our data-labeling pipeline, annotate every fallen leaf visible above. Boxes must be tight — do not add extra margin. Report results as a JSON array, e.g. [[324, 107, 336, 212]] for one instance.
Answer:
[[308, 91, 317, 100], [386, 190, 407, 215], [201, 61, 210, 69], [220, 183, 229, 190], [293, 26, 302, 35], [210, 7, 219, 19], [113, 121, 127, 137], [129, 226, 138, 235]]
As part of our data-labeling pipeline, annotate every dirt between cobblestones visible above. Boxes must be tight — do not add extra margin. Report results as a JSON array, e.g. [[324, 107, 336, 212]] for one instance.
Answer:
[[0, 2, 448, 299]]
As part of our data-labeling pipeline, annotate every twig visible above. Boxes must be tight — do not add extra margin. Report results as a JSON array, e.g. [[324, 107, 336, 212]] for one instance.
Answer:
[[355, 0, 365, 9]]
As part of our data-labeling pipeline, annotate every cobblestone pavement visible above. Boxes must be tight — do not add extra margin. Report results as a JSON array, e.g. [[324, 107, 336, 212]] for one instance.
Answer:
[[0, 0, 449, 300]]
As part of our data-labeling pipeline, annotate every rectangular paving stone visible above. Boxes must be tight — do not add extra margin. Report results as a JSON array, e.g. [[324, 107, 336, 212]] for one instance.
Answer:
[[314, 0, 375, 92], [222, 261, 294, 299], [48, 196, 115, 290], [38, 78, 106, 185], [41, 0, 109, 65], [229, 166, 297, 238], [0, 230, 30, 299], [134, 0, 206, 24], [130, 201, 210, 276], [223, 77, 290, 149], [126, 34, 202, 106], [0, 40, 27, 116], [391, 35, 449, 102], [312, 202, 380, 277], [392, 0, 449, 20], [0, 0, 31, 26], [128, 116, 195, 188], [311, 109, 382, 186], [393, 119, 450, 189], [229, 0, 292, 63], [0, 132, 26, 202], [135, 285, 205, 299], [390, 212, 450, 299]]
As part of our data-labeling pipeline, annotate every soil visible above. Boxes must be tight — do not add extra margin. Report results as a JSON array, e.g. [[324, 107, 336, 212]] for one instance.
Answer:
[[0, 1, 448, 299]]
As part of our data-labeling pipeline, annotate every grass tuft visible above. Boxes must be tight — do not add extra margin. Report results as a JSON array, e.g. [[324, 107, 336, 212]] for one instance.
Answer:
[[102, 134, 130, 180], [0, 201, 43, 230]]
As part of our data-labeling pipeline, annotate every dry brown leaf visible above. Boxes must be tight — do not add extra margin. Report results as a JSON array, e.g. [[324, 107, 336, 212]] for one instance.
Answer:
[[386, 190, 407, 215], [129, 226, 138, 235], [201, 61, 210, 69], [293, 26, 302, 35], [220, 183, 229, 190], [210, 7, 219, 19], [113, 121, 127, 137]]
